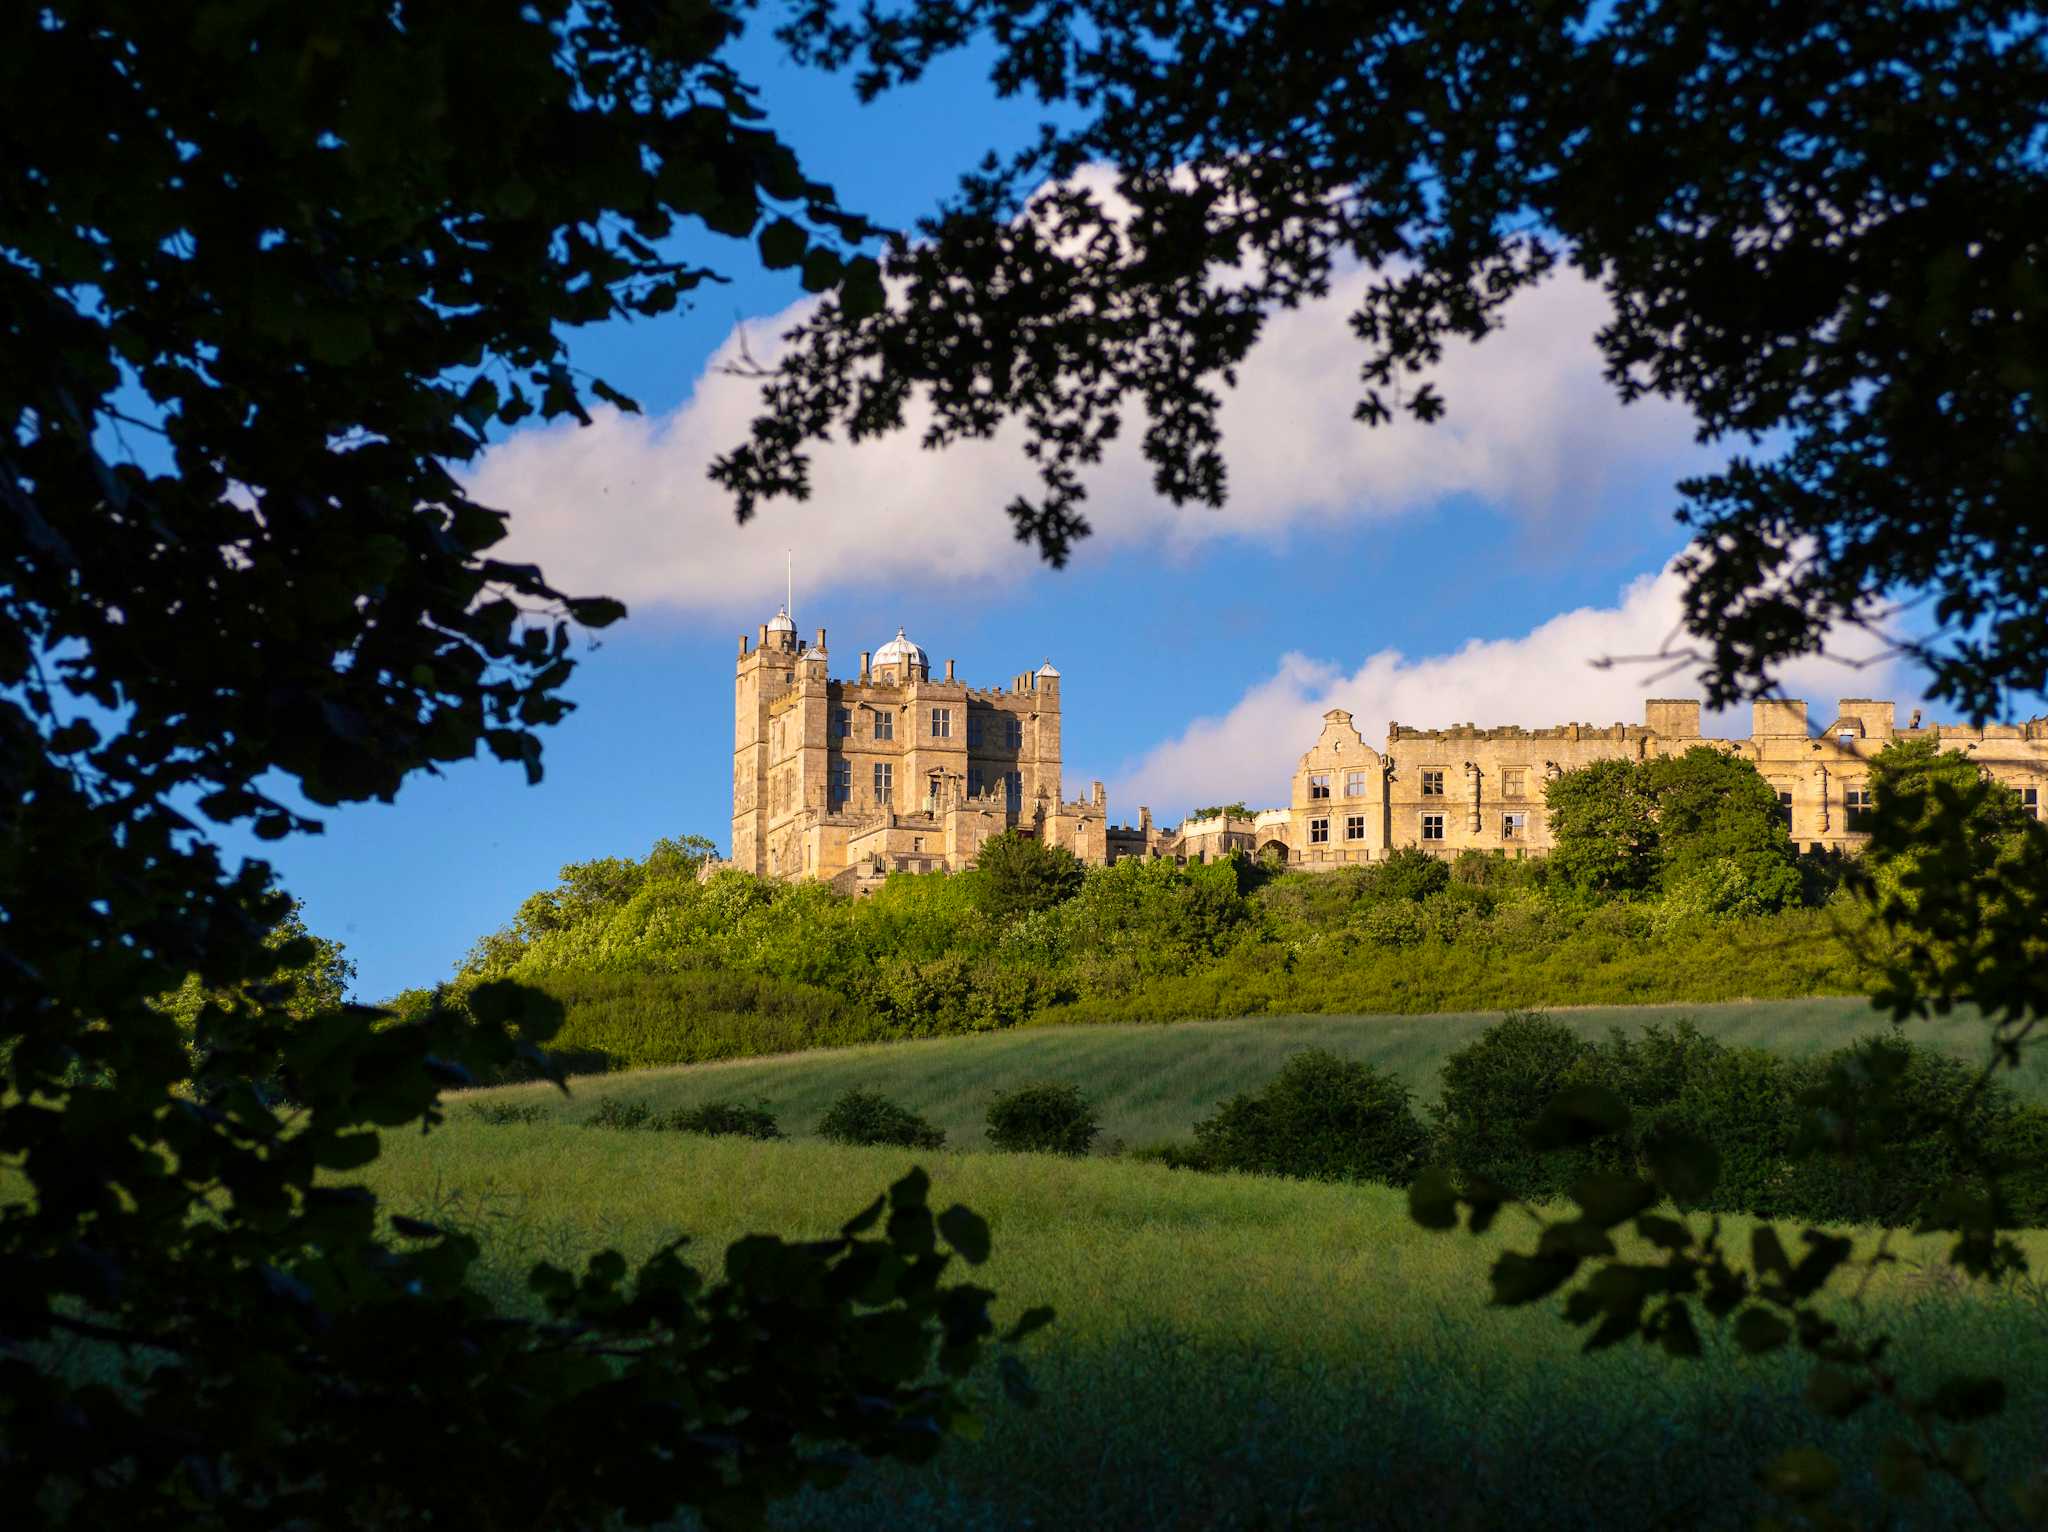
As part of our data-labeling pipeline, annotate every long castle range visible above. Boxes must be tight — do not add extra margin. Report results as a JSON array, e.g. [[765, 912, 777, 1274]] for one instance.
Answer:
[[729, 604, 2048, 889]]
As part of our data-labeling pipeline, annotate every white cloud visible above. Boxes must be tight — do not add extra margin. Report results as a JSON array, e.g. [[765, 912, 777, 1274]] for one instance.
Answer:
[[469, 266, 1707, 620], [1106, 562, 1919, 821]]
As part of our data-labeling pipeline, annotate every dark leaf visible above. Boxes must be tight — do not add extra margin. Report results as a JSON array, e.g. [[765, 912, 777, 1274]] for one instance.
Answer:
[[1408, 1167, 1458, 1231], [1929, 1375, 2007, 1423], [1527, 1084, 1631, 1150], [1001, 1305, 1056, 1346], [1805, 1365, 1873, 1419], [1735, 1307, 1793, 1354], [936, 1205, 991, 1265]]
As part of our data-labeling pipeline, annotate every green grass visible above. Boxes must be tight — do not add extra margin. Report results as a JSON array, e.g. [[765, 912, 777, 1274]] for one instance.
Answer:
[[462, 997, 2039, 1152], [362, 1120, 2048, 1530]]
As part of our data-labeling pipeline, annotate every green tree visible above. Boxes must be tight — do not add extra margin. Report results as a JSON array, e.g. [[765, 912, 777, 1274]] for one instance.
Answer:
[[1862, 736, 2034, 891], [1543, 759, 1660, 898], [1642, 747, 1801, 914], [1367, 846, 1453, 904], [152, 904, 358, 1089], [1, 6, 1025, 1527], [967, 829, 1085, 922], [1856, 737, 2047, 1025], [1186, 802, 1251, 822], [154, 904, 357, 1032]]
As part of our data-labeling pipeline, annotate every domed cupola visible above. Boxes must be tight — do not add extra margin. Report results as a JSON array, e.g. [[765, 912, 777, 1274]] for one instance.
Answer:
[[761, 604, 798, 652], [872, 626, 928, 679]]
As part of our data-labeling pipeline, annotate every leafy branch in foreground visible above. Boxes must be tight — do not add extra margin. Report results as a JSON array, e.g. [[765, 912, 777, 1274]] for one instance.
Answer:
[[727, 1, 2046, 718], [2, 3, 1020, 1526]]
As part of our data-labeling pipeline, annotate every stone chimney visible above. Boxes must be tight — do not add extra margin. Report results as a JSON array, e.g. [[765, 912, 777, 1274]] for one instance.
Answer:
[[1139, 806, 1152, 831], [1091, 780, 1106, 809], [945, 658, 956, 682], [757, 623, 768, 647], [815, 627, 827, 652], [859, 650, 871, 682], [738, 634, 748, 656]]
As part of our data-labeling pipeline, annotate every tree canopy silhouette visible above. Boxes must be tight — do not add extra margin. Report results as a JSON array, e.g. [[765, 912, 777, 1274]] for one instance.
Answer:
[[1, 5, 1027, 1527], [720, 0, 2047, 721]]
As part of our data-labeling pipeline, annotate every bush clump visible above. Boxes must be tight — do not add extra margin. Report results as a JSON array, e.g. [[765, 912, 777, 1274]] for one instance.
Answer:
[[465, 1099, 550, 1126], [583, 1095, 781, 1139], [816, 1088, 947, 1149], [1188, 1048, 1429, 1185], [586, 1096, 655, 1130], [1428, 1012, 2048, 1227], [985, 1082, 1098, 1155], [1430, 1011, 1609, 1199], [656, 1099, 782, 1140], [1767, 1036, 2030, 1226]]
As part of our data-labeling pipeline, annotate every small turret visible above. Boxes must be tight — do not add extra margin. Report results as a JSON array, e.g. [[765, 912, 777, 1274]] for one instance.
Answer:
[[873, 627, 928, 682]]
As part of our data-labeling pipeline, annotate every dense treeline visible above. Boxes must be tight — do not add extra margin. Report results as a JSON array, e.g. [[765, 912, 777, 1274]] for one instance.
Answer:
[[379, 743, 2028, 1074]]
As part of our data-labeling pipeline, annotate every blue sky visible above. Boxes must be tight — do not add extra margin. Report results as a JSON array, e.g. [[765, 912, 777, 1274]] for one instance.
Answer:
[[217, 24, 1946, 1001]]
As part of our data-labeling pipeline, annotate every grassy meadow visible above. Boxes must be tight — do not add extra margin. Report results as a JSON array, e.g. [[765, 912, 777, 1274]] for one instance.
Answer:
[[456, 996, 2036, 1153], [364, 1118, 2048, 1530]]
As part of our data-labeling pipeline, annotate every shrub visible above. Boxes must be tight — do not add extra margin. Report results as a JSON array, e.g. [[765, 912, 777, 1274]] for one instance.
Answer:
[[1423, 1017, 2048, 1228], [466, 1100, 550, 1126], [537, 967, 868, 1070], [656, 1099, 782, 1140], [1189, 1048, 1429, 1185], [586, 1096, 655, 1130], [1993, 1103, 2048, 1224], [816, 1088, 946, 1149], [1772, 1036, 2027, 1226], [1367, 847, 1451, 903], [970, 830, 1086, 921], [878, 952, 976, 1034], [1357, 900, 1428, 948], [1430, 1011, 1600, 1198], [985, 1082, 1099, 1155], [1659, 855, 1803, 923], [1660, 1045, 1798, 1211]]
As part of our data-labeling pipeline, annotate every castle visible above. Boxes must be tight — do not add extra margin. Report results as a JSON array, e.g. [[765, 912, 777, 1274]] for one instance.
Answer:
[[730, 606, 1169, 891], [731, 603, 2048, 884], [1193, 697, 2048, 869]]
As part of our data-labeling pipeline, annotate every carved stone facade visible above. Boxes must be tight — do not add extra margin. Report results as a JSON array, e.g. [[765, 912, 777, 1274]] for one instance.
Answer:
[[729, 608, 1168, 888], [1256, 697, 2048, 868]]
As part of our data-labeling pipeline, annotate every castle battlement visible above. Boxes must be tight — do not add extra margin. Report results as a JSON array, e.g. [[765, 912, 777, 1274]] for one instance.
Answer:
[[1391, 721, 1659, 743], [1900, 721, 2046, 742]]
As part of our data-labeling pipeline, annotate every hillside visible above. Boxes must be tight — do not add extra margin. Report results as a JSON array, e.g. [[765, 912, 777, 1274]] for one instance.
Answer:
[[453, 997, 2032, 1152], [412, 832, 1886, 1076], [364, 1117, 2048, 1531]]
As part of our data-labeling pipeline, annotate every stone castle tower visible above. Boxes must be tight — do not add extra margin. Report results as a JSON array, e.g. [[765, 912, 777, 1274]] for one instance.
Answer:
[[731, 604, 1163, 889]]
